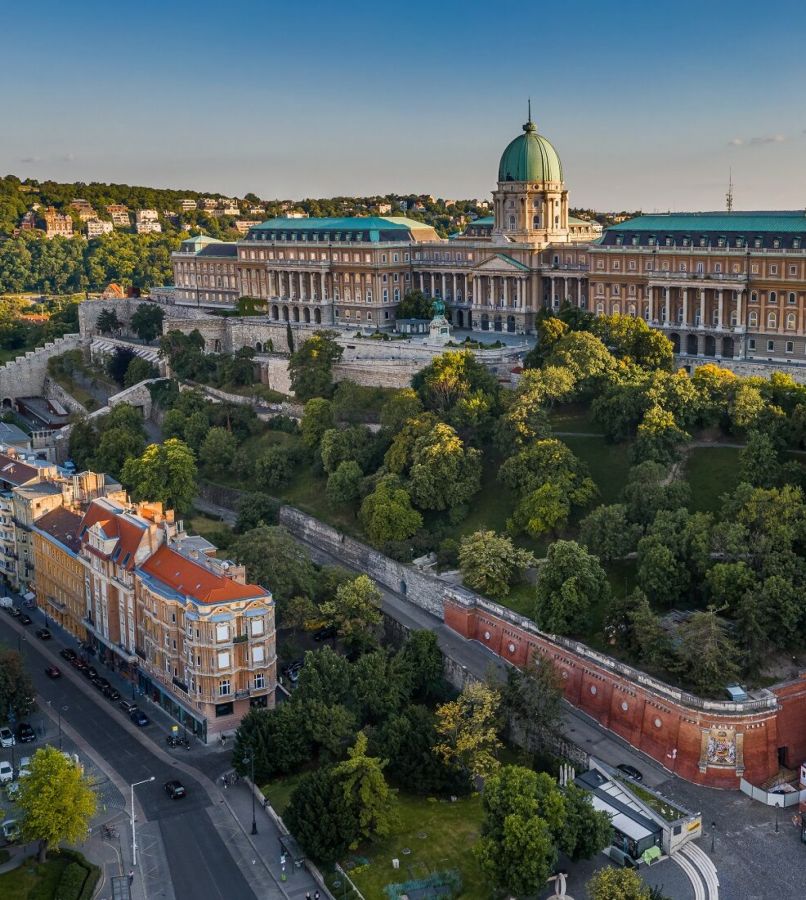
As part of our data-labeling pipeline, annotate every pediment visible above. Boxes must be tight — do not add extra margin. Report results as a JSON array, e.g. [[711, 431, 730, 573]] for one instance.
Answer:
[[472, 253, 530, 273]]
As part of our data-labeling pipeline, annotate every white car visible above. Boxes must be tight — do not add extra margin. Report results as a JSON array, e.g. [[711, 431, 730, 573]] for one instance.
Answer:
[[0, 728, 14, 748], [0, 762, 13, 784], [17, 757, 31, 778]]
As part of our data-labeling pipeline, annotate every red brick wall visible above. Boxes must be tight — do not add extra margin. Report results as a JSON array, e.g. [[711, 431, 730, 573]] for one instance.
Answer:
[[445, 595, 795, 788]]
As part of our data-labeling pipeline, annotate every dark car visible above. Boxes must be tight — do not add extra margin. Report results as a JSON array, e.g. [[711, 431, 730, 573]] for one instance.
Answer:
[[45, 665, 61, 679], [72, 657, 88, 671], [102, 685, 121, 702], [164, 780, 186, 800], [35, 628, 52, 641], [119, 700, 138, 714], [7, 607, 20, 618], [16, 723, 36, 744], [83, 666, 98, 680], [59, 648, 77, 662], [313, 624, 337, 642], [130, 710, 149, 727], [19, 614, 31, 626], [616, 764, 644, 782], [94, 677, 111, 692]]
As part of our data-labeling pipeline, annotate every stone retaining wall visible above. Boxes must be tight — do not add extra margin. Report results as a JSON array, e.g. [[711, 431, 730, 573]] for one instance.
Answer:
[[0, 334, 83, 402], [43, 375, 88, 415]]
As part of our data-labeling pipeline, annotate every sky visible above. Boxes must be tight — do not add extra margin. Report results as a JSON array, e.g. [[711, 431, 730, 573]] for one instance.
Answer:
[[3, 0, 806, 211]]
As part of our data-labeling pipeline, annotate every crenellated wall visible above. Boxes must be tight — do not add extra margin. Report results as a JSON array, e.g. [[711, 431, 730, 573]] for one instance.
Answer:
[[0, 334, 84, 403]]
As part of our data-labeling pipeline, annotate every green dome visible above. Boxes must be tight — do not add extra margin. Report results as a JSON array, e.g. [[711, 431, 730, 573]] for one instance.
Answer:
[[498, 118, 563, 183]]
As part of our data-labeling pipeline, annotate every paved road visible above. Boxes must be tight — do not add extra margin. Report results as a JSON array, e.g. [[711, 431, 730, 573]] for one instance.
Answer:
[[1, 612, 257, 900]]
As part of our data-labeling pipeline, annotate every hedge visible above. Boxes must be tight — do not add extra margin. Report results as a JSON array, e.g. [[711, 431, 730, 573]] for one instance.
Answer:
[[51, 849, 101, 900]]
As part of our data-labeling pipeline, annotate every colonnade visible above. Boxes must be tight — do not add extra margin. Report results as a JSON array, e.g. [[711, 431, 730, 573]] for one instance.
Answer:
[[645, 285, 746, 329]]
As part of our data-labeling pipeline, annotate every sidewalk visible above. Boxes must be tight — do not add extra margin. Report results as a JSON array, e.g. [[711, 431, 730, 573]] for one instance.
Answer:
[[220, 777, 324, 900]]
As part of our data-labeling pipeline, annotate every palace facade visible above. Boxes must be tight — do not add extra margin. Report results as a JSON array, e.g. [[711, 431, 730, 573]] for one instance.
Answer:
[[168, 113, 806, 366]]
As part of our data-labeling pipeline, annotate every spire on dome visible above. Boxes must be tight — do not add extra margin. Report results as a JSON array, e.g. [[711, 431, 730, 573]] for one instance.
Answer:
[[523, 99, 536, 134]]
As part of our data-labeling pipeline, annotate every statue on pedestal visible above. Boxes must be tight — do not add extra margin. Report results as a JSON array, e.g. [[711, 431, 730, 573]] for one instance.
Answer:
[[427, 297, 451, 345]]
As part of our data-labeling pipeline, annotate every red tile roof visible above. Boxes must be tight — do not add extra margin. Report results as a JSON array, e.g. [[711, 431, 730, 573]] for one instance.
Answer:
[[0, 453, 39, 487], [79, 500, 147, 570], [140, 544, 267, 604], [36, 507, 83, 554]]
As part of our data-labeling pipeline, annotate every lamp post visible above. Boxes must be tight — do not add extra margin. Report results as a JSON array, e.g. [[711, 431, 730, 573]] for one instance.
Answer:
[[48, 702, 69, 750], [710, 821, 717, 854], [130, 776, 155, 866], [775, 802, 780, 834], [246, 752, 257, 835]]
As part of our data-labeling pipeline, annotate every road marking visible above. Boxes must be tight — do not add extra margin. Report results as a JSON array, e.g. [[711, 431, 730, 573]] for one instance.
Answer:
[[681, 842, 720, 898], [673, 849, 706, 900]]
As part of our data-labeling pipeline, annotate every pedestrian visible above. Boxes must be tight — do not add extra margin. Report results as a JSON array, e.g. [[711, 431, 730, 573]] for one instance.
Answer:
[[314, 891, 320, 900], [128, 870, 134, 886], [306, 893, 311, 900]]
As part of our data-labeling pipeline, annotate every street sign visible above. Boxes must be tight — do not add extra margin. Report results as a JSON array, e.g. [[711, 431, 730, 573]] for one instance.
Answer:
[[171, 725, 179, 733]]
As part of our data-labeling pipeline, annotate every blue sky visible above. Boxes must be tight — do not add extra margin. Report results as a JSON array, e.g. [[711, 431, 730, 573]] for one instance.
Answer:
[[4, 0, 806, 210]]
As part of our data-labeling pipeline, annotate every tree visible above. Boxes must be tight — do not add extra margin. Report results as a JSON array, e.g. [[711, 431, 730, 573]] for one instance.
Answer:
[[740, 430, 783, 488], [183, 411, 211, 450], [501, 366, 575, 446], [434, 681, 502, 781], [474, 766, 562, 896], [301, 397, 334, 449], [320, 574, 382, 652], [632, 404, 689, 465], [458, 530, 536, 600], [588, 867, 651, 900], [408, 422, 482, 513], [394, 630, 445, 702], [96, 307, 121, 334], [199, 426, 237, 478], [333, 732, 396, 843], [288, 331, 343, 400], [255, 446, 295, 491], [593, 312, 674, 370], [534, 541, 611, 635], [379, 388, 423, 432], [523, 315, 569, 368], [546, 331, 616, 394], [326, 460, 362, 507], [120, 438, 197, 514], [320, 425, 373, 474], [232, 705, 310, 782], [234, 493, 279, 533], [129, 302, 165, 342], [123, 355, 157, 387], [295, 647, 352, 706], [305, 701, 357, 758], [284, 766, 359, 864], [359, 475, 422, 545], [412, 350, 500, 430], [579, 504, 642, 563], [0, 649, 35, 721], [622, 460, 691, 527], [500, 654, 563, 749], [106, 346, 137, 386], [161, 407, 186, 441], [395, 289, 432, 320], [676, 608, 740, 695], [18, 746, 97, 863], [229, 525, 317, 603], [93, 424, 146, 478], [560, 783, 613, 861]]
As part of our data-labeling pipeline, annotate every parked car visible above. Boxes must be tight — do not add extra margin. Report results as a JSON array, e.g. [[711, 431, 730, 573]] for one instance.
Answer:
[[616, 764, 644, 783], [83, 665, 98, 680], [59, 648, 77, 662], [1, 819, 20, 843], [7, 606, 21, 618], [18, 614, 31, 626], [313, 624, 337, 642], [5, 781, 20, 800], [119, 700, 138, 714], [164, 780, 186, 799], [45, 665, 62, 679], [102, 685, 121, 702], [17, 757, 31, 778], [0, 762, 12, 784], [94, 677, 111, 692], [16, 723, 35, 744], [130, 710, 149, 727], [71, 658, 88, 671], [35, 628, 52, 640], [0, 727, 15, 748]]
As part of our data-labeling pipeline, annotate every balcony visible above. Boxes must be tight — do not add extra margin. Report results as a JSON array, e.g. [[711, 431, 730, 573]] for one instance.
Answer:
[[648, 271, 748, 284]]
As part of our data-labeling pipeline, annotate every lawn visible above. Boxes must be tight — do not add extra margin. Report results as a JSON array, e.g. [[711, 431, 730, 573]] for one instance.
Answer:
[[262, 771, 308, 816], [548, 403, 601, 434], [338, 793, 487, 900], [684, 446, 742, 513], [0, 856, 69, 900]]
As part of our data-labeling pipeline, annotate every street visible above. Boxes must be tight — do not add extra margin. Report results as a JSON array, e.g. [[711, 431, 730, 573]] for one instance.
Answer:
[[0, 609, 260, 900]]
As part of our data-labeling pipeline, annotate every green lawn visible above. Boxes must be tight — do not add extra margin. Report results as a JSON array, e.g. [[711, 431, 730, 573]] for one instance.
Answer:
[[0, 856, 69, 900], [563, 435, 632, 505], [684, 446, 742, 513], [339, 793, 487, 900], [262, 771, 308, 816], [548, 403, 601, 434]]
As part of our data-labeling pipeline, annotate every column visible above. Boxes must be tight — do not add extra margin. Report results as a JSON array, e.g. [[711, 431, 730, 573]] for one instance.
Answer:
[[577, 277, 583, 308], [452, 273, 458, 302], [699, 288, 706, 327], [550, 276, 556, 306], [320, 271, 326, 300], [736, 289, 744, 328], [441, 273, 447, 299], [647, 285, 653, 321], [717, 290, 724, 329], [503, 277, 509, 308], [664, 287, 671, 325], [682, 289, 688, 327], [563, 276, 569, 304]]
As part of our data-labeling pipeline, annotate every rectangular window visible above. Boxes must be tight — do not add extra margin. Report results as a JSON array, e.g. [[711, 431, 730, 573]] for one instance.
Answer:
[[253, 646, 265, 663], [250, 618, 264, 637], [770, 264, 778, 274], [216, 623, 229, 642], [767, 340, 775, 352], [215, 701, 233, 717], [254, 673, 265, 690], [218, 680, 231, 697], [786, 341, 794, 353], [790, 265, 797, 275], [217, 651, 230, 670], [748, 339, 756, 350]]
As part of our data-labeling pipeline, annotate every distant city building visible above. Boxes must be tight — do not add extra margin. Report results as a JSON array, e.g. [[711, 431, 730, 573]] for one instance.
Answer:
[[86, 219, 114, 238], [285, 210, 307, 219], [106, 204, 131, 227], [19, 209, 37, 232], [172, 234, 239, 306], [70, 199, 96, 221], [234, 220, 261, 234], [377, 202, 392, 214], [135, 209, 162, 234], [179, 198, 198, 211], [43, 207, 73, 238], [199, 198, 220, 211]]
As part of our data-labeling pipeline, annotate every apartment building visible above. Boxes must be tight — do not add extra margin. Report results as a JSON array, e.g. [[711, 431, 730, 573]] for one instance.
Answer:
[[43, 207, 73, 238], [135, 209, 162, 234], [86, 219, 114, 239], [106, 204, 131, 227]]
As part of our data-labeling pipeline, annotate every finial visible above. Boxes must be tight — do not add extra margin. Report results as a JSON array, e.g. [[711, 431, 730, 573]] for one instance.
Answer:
[[523, 99, 536, 134]]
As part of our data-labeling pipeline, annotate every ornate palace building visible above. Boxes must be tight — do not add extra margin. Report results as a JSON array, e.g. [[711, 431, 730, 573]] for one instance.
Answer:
[[168, 112, 806, 366]]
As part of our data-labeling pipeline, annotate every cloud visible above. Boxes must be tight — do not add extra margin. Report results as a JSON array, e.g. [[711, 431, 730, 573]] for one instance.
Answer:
[[729, 134, 787, 147], [19, 156, 40, 163]]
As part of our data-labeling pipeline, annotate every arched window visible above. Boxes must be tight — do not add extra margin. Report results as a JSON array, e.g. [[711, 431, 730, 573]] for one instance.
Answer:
[[789, 292, 796, 304], [751, 291, 757, 303], [508, 215, 516, 229], [786, 313, 796, 330], [612, 303, 620, 315], [629, 304, 637, 316], [532, 215, 540, 228], [767, 311, 777, 328], [596, 302, 604, 315], [749, 311, 758, 327], [769, 291, 777, 304]]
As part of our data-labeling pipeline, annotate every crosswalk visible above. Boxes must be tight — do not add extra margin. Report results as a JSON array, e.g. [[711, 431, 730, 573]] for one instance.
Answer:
[[674, 841, 719, 899]]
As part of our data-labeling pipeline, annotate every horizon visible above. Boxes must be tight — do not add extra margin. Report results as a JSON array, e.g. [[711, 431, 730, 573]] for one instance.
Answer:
[[4, 0, 806, 211]]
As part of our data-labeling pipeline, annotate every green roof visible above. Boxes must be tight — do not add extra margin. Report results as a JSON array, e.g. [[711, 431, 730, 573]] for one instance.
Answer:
[[496, 253, 530, 271], [252, 216, 433, 232], [469, 216, 494, 226], [498, 119, 563, 184], [609, 211, 806, 232]]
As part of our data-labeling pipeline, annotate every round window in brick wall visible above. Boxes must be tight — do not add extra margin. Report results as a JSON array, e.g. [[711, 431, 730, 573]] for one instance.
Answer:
[[654, 717, 662, 729], [483, 631, 491, 641], [590, 685, 597, 696], [621, 701, 629, 712], [507, 643, 516, 654]]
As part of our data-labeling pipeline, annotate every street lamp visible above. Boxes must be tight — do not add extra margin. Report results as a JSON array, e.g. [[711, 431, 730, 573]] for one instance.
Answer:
[[710, 821, 717, 854], [245, 752, 257, 835], [130, 776, 155, 866], [48, 702, 69, 750]]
